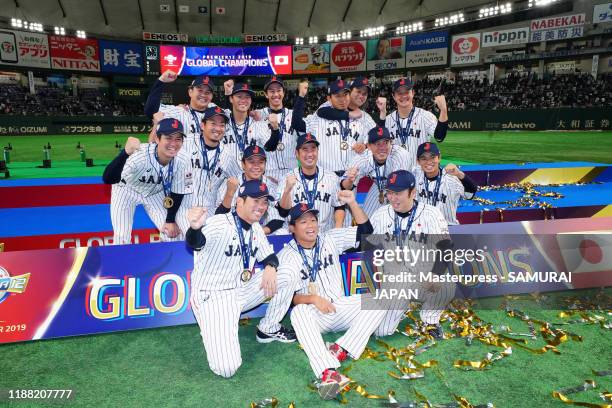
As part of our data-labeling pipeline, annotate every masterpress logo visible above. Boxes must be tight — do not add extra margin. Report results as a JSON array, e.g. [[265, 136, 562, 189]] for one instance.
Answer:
[[0, 266, 30, 304]]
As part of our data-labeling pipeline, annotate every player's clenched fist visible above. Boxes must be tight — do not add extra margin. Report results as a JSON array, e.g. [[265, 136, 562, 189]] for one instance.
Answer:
[[260, 265, 278, 298], [187, 207, 208, 229], [344, 167, 358, 184], [124, 137, 141, 155], [268, 113, 279, 130], [223, 79, 234, 95], [152, 111, 165, 125], [352, 143, 366, 154], [444, 163, 464, 179], [227, 177, 240, 193], [298, 80, 309, 97], [285, 174, 298, 190], [337, 190, 356, 205], [159, 70, 177, 83], [434, 95, 447, 111], [376, 97, 387, 113], [163, 222, 180, 238]]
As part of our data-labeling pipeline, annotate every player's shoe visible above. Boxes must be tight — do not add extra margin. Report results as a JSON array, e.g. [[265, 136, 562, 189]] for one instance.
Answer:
[[326, 342, 348, 362], [256, 326, 297, 343], [317, 369, 351, 400], [426, 324, 444, 339]]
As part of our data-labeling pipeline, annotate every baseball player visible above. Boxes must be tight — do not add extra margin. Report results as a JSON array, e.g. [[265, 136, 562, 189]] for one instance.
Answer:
[[186, 179, 300, 378], [144, 71, 217, 142], [278, 195, 386, 400], [102, 118, 193, 244], [369, 170, 454, 339], [277, 133, 345, 232], [382, 78, 449, 160], [215, 145, 286, 235], [341, 126, 413, 221], [175, 106, 242, 234], [316, 76, 385, 132], [412, 142, 477, 225], [294, 79, 369, 176], [223, 82, 280, 166]]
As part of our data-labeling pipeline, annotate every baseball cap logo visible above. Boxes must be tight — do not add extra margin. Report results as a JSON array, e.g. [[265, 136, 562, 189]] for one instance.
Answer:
[[215, 107, 222, 113], [389, 174, 397, 184], [253, 146, 259, 153], [260, 183, 267, 192], [400, 78, 405, 85], [362, 78, 368, 84], [425, 143, 430, 150], [272, 76, 277, 81], [203, 77, 209, 84], [305, 134, 312, 141], [378, 127, 383, 136], [242, 84, 248, 90], [172, 120, 179, 129], [300, 203, 308, 211], [338, 80, 344, 87]]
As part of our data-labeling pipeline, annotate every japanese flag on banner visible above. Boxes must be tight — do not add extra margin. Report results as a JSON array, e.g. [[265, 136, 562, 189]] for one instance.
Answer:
[[556, 233, 612, 288]]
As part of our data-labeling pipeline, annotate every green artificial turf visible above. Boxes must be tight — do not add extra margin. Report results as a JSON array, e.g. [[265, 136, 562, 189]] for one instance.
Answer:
[[1, 307, 610, 407]]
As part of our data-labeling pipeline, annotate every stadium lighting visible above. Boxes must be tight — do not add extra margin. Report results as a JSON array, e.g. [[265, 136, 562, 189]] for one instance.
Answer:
[[28, 22, 43, 32], [11, 19, 43, 32], [54, 26, 66, 35], [434, 12, 464, 27], [76, 30, 87, 39], [327, 31, 351, 42], [295, 37, 304, 45], [360, 26, 384, 38], [308, 36, 318, 44], [11, 18, 23, 28], [528, 0, 558, 7], [396, 21, 423, 35], [479, 3, 512, 18]]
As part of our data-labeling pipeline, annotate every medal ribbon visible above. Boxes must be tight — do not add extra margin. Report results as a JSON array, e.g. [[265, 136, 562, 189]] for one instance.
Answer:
[[394, 108, 415, 147], [424, 167, 443, 206], [230, 114, 250, 153], [154, 145, 174, 197], [296, 238, 321, 282], [394, 205, 417, 247], [299, 169, 319, 208], [232, 211, 254, 271]]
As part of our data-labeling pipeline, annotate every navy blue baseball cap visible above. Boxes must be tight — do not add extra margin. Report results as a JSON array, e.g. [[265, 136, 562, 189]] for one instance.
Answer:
[[238, 180, 274, 200], [367, 126, 392, 144], [242, 144, 266, 161], [350, 76, 371, 91], [417, 142, 440, 158], [156, 118, 185, 136], [231, 82, 256, 96], [392, 77, 413, 93], [264, 75, 284, 91], [328, 78, 350, 95], [296, 133, 320, 149], [190, 76, 214, 91], [386, 170, 416, 192], [203, 106, 229, 122], [289, 202, 320, 225]]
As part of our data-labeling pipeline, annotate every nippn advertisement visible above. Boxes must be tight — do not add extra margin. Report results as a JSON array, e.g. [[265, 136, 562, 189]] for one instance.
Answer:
[[159, 45, 292, 76]]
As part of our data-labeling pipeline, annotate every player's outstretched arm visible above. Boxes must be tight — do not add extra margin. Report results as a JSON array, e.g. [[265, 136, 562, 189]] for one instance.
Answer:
[[102, 137, 140, 184], [433, 95, 449, 142], [185, 207, 208, 250], [290, 80, 309, 132], [279, 175, 297, 210], [144, 70, 177, 118]]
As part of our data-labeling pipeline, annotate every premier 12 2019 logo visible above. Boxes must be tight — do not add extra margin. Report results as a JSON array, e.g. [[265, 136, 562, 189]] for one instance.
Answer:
[[0, 266, 30, 304]]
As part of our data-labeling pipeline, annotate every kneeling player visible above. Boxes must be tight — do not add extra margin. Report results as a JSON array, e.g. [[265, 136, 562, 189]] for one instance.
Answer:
[[279, 193, 386, 400]]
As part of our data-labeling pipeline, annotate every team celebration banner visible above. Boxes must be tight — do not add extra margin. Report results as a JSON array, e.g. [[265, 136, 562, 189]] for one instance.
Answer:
[[292, 44, 330, 74], [2, 218, 610, 345], [405, 31, 448, 68], [159, 45, 292, 76], [366, 37, 405, 70], [0, 29, 50, 69]]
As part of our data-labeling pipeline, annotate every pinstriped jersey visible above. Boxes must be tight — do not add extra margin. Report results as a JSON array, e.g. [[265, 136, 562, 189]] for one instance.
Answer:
[[276, 227, 358, 301], [371, 202, 449, 237], [276, 167, 342, 232], [158, 103, 216, 142], [178, 137, 242, 210], [384, 107, 437, 159], [191, 213, 274, 291], [318, 101, 378, 138], [256, 107, 299, 176], [411, 166, 473, 226], [222, 110, 273, 162], [347, 146, 414, 217], [304, 114, 369, 173], [119, 143, 193, 197]]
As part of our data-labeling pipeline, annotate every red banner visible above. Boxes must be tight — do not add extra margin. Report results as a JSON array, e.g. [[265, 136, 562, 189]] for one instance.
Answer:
[[49, 35, 100, 72]]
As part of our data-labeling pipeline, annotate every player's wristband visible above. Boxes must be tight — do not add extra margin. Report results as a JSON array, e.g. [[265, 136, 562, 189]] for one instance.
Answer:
[[434, 120, 448, 142], [262, 253, 279, 269], [186, 227, 206, 250], [460, 174, 478, 194]]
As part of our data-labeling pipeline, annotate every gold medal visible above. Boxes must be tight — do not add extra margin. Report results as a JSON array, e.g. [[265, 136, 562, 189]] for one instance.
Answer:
[[163, 196, 174, 209], [241, 269, 252, 282], [277, 142, 285, 151], [308, 282, 318, 295], [340, 141, 349, 150], [378, 190, 385, 204]]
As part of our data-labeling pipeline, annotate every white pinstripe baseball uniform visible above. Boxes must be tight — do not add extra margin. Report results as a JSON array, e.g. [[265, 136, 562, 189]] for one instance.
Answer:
[[190, 213, 300, 378], [369, 202, 454, 335], [222, 111, 273, 164], [346, 146, 414, 220], [158, 103, 216, 142], [280, 228, 386, 377], [110, 143, 192, 244], [304, 114, 369, 174], [277, 167, 342, 232], [385, 108, 437, 160], [412, 166, 474, 225], [318, 101, 378, 139], [256, 107, 299, 186], [175, 137, 242, 233]]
